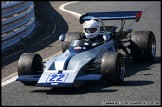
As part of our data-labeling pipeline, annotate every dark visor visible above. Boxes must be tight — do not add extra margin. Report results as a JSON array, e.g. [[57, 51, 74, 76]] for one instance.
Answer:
[[85, 28, 97, 33]]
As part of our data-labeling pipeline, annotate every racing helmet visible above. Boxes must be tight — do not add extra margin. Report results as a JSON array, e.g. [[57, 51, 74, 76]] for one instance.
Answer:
[[83, 18, 100, 39]]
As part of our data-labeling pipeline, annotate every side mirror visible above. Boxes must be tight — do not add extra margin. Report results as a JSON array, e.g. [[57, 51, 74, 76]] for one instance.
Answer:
[[103, 33, 110, 41], [59, 34, 65, 41], [126, 28, 133, 33]]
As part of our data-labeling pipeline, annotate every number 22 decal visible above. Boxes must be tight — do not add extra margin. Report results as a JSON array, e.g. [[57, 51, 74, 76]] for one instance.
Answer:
[[49, 74, 65, 81], [47, 74, 68, 83]]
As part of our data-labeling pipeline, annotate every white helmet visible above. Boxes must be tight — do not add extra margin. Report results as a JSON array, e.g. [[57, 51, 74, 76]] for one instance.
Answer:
[[83, 18, 100, 39]]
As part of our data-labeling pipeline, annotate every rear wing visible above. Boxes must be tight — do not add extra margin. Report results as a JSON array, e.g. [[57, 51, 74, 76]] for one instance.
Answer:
[[80, 11, 142, 24]]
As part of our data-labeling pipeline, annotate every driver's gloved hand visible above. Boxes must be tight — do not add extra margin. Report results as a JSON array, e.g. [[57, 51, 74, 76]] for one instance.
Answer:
[[92, 42, 97, 46]]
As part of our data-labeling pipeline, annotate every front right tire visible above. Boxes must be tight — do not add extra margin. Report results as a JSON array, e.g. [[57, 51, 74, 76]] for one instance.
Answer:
[[17, 53, 43, 85]]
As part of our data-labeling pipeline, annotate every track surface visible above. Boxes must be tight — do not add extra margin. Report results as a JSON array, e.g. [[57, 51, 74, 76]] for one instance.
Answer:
[[2, 1, 161, 106]]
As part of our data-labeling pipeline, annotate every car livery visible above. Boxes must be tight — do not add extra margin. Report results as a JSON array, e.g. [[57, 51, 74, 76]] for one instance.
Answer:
[[16, 11, 156, 87]]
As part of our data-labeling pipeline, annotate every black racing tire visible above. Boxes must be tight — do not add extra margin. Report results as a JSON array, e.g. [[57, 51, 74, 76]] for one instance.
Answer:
[[62, 32, 83, 53], [130, 31, 156, 62], [17, 53, 43, 85], [101, 52, 125, 85]]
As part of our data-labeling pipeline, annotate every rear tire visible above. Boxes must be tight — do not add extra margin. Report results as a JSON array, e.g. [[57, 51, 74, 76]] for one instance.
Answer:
[[101, 52, 125, 85], [17, 53, 43, 85], [130, 31, 156, 62], [62, 32, 83, 53]]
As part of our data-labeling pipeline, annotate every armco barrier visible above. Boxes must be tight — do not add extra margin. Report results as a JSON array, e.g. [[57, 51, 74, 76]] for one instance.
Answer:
[[1, 1, 35, 50]]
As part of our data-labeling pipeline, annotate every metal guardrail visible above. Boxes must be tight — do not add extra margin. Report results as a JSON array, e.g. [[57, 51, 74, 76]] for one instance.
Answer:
[[1, 1, 35, 50]]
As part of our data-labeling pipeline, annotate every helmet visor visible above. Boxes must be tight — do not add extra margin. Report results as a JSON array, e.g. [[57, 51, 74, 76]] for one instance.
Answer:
[[85, 28, 97, 33]]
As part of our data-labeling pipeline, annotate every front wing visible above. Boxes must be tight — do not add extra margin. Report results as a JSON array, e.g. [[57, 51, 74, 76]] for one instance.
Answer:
[[16, 70, 102, 87]]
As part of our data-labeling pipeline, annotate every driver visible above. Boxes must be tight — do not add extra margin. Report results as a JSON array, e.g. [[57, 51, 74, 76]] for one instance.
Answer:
[[81, 17, 105, 46]]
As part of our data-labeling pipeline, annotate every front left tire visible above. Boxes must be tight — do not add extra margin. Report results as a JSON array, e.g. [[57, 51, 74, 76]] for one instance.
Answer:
[[101, 52, 125, 85]]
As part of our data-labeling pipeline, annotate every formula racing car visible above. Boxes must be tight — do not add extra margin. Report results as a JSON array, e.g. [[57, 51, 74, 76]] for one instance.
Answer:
[[16, 11, 156, 87]]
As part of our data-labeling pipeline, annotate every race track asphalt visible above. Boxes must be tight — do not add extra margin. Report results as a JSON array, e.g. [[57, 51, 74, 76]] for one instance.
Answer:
[[2, 1, 161, 106]]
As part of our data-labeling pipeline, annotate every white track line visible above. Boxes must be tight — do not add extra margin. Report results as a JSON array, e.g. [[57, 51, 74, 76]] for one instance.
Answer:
[[2, 1, 80, 87], [1, 75, 18, 86], [60, 1, 81, 18]]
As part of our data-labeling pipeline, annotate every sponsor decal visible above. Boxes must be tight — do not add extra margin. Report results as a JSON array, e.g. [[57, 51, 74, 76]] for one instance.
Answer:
[[74, 46, 86, 50]]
